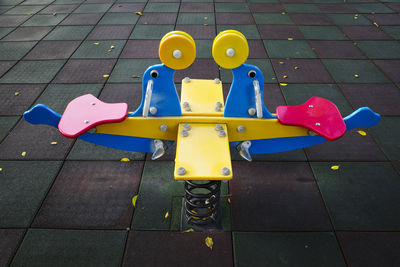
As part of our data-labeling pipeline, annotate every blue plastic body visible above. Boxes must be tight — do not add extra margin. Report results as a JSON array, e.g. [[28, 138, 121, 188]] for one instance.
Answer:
[[224, 64, 275, 119]]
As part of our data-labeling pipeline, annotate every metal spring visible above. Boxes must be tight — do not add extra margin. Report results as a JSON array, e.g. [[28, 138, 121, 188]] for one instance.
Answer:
[[184, 180, 221, 225]]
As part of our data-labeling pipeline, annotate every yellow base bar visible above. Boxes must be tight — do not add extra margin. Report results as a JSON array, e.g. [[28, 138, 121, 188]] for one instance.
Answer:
[[174, 123, 232, 180]]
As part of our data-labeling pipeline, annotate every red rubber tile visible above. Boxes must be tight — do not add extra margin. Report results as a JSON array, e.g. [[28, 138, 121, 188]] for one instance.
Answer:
[[0, 229, 26, 267], [60, 13, 103, 25], [120, 40, 159, 58], [99, 83, 143, 110], [364, 14, 400, 26], [341, 26, 391, 40], [175, 25, 216, 39], [385, 3, 400, 12], [0, 61, 16, 77], [53, 59, 116, 83], [32, 161, 143, 229], [337, 232, 400, 267], [86, 25, 133, 40], [271, 59, 334, 83], [248, 3, 285, 13], [317, 4, 357, 13], [39, 4, 79, 14], [309, 40, 366, 59], [108, 3, 145, 13], [0, 15, 29, 27], [230, 162, 332, 231], [180, 3, 213, 13], [340, 83, 400, 116], [137, 12, 177, 25], [0, 84, 46, 115], [248, 40, 267, 58], [122, 231, 233, 267], [258, 25, 305, 40], [23, 40, 81, 60], [216, 13, 254, 25], [290, 13, 334, 25], [174, 59, 219, 83], [373, 60, 400, 82]]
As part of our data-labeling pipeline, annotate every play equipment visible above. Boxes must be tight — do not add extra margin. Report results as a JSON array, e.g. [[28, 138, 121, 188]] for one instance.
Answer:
[[24, 30, 380, 230]]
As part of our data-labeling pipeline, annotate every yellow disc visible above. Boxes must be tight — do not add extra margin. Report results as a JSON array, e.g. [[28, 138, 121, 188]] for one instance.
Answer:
[[212, 30, 249, 69], [159, 31, 196, 70]]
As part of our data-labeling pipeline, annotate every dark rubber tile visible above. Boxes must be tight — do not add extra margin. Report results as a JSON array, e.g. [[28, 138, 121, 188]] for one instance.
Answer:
[[369, 117, 400, 161], [120, 40, 159, 58], [0, 6, 12, 14], [299, 25, 347, 40], [385, 2, 400, 12], [72, 40, 126, 58], [73, 3, 112, 13], [195, 39, 212, 58], [0, 161, 62, 227], [108, 59, 159, 83], [179, 3, 213, 12], [271, 59, 334, 83], [137, 12, 177, 24], [2, 26, 53, 41], [340, 83, 400, 116], [351, 3, 395, 14], [311, 162, 400, 230], [53, 59, 116, 83], [0, 116, 19, 142], [144, 2, 179, 12], [249, 3, 285, 13], [123, 231, 233, 267], [309, 40, 366, 59], [253, 13, 294, 25], [177, 12, 215, 25], [364, 14, 400, 26], [0, 84, 46, 115], [0, 15, 29, 27], [130, 25, 174, 40], [0, 61, 16, 78], [175, 59, 220, 83], [264, 40, 316, 58], [11, 229, 126, 267], [39, 4, 79, 14], [289, 13, 334, 25], [23, 40, 81, 60], [327, 13, 372, 26], [60, 13, 103, 25], [0, 60, 66, 84], [0, 229, 25, 267], [218, 24, 260, 39], [32, 161, 143, 229], [248, 40, 267, 58], [175, 25, 216, 39], [99, 12, 139, 25], [230, 162, 332, 231], [0, 28, 14, 39], [341, 26, 392, 40], [382, 26, 400, 40], [258, 25, 305, 40], [357, 41, 400, 59], [233, 232, 346, 267], [86, 25, 133, 40], [44, 25, 93, 40], [283, 3, 321, 13], [21, 0, 54, 5], [317, 3, 357, 13], [0, 42, 37, 60], [215, 3, 250, 12], [216, 13, 254, 24], [373, 60, 400, 83], [392, 161, 400, 175], [22, 13, 68, 27], [220, 58, 276, 83], [5, 5, 45, 15]]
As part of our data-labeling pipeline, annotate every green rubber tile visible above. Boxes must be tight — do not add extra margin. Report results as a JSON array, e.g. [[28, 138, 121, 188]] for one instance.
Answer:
[[21, 0, 54, 5], [0, 42, 37, 60], [357, 41, 400, 59], [0, 60, 66, 84], [0, 15, 30, 27], [72, 40, 126, 59], [2, 26, 53, 41], [0, 27, 14, 39], [217, 25, 260, 39], [327, 14, 372, 26], [108, 59, 160, 83], [177, 13, 215, 25], [283, 3, 321, 13], [5, 5, 45, 15], [299, 26, 348, 40], [22, 13, 67, 26], [130, 24, 174, 40], [233, 232, 346, 267], [99, 12, 139, 25], [195, 39, 212, 58], [143, 2, 179, 12], [263, 40, 317, 59], [311, 162, 400, 231], [182, 0, 212, 2], [215, 3, 250, 13], [34, 83, 103, 113], [220, 59, 276, 83], [0, 229, 25, 267], [369, 117, 400, 161], [253, 13, 294, 25], [117, 0, 146, 2], [0, 0, 24, 5], [0, 161, 62, 227], [44, 25, 93, 40], [39, 4, 79, 14], [23, 40, 81, 60], [351, 3, 395, 14], [0, 116, 19, 142], [382, 26, 400, 39], [73, 3, 112, 13], [248, 0, 278, 2], [131, 161, 184, 230], [281, 84, 353, 115], [0, 61, 16, 78], [322, 59, 390, 83], [0, 84, 46, 115], [11, 229, 126, 267], [53, 0, 84, 3]]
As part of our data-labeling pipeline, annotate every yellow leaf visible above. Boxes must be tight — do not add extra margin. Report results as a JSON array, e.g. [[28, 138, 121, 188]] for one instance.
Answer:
[[131, 75, 141, 78], [108, 49, 112, 52], [184, 228, 194, 232], [121, 157, 130, 162], [53, 12, 57, 16], [283, 75, 288, 79], [294, 66, 299, 70], [353, 42, 357, 46], [26, 13, 31, 15], [103, 74, 110, 78], [0, 168, 2, 172], [14, 92, 20, 96], [227, 197, 231, 204], [93, 42, 100, 45], [357, 130, 367, 136], [354, 17, 358, 19], [204, 16, 208, 20], [110, 45, 115, 49], [354, 74, 359, 78], [287, 37, 293, 41], [51, 141, 57, 145], [164, 211, 169, 218], [132, 195, 138, 207], [331, 165, 340, 170], [205, 237, 214, 250], [144, 22, 148, 24], [281, 12, 286, 15], [373, 22, 379, 27], [280, 83, 288, 86], [279, 61, 285, 65], [21, 151, 26, 157], [136, 11, 143, 15], [203, 24, 208, 26]]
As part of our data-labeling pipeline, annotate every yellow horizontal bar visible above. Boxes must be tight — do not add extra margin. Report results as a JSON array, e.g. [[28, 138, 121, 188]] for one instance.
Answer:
[[96, 116, 308, 142]]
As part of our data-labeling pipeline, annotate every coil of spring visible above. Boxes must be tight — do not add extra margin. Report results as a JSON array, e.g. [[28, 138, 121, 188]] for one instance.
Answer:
[[184, 180, 221, 225]]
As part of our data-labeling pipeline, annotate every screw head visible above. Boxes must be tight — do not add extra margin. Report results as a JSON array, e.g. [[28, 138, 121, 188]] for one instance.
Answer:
[[84, 120, 89, 123], [216, 101, 223, 108], [181, 130, 189, 137], [215, 124, 223, 131], [91, 102, 96, 105], [177, 167, 186, 175], [226, 48, 235, 57], [309, 105, 314, 108], [218, 130, 226, 137], [221, 167, 230, 176], [184, 106, 191, 111], [315, 122, 321, 126], [173, 49, 182, 59], [160, 124, 168, 132], [214, 78, 220, 84], [248, 108, 256, 116], [183, 124, 191, 131], [237, 125, 245, 133], [182, 101, 189, 108], [149, 107, 157, 114], [183, 77, 190, 83]]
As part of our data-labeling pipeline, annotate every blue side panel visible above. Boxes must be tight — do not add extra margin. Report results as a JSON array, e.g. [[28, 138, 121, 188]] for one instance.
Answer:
[[224, 64, 275, 119], [343, 107, 380, 130], [23, 104, 62, 128], [129, 64, 182, 117]]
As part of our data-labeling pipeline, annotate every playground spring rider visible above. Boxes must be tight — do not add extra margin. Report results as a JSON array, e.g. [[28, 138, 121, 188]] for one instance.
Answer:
[[24, 30, 380, 230]]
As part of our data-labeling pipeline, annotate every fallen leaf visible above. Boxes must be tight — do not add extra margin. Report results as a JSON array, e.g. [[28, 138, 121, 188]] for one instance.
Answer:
[[227, 197, 231, 204], [131, 75, 141, 78], [50, 141, 57, 145], [107, 49, 112, 52], [331, 165, 340, 170], [93, 42, 100, 45], [280, 83, 288, 86], [357, 130, 367, 136], [373, 22, 379, 27], [205, 237, 214, 250], [287, 37, 293, 41], [21, 151, 26, 157], [354, 74, 359, 78], [279, 61, 285, 65], [184, 228, 194, 232], [294, 66, 299, 69], [103, 74, 110, 78], [281, 12, 286, 15], [283, 75, 288, 79], [144, 21, 148, 24], [204, 16, 208, 20], [110, 45, 115, 49], [53, 12, 57, 16], [14, 92, 20, 96], [0, 168, 2, 172], [353, 42, 357, 46], [136, 11, 143, 15], [354, 17, 358, 20], [132, 195, 138, 207], [26, 13, 31, 15], [164, 211, 169, 218], [203, 24, 208, 26], [121, 157, 130, 162]]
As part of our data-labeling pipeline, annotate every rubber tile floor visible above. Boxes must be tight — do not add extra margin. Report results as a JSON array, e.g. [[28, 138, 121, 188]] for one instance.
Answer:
[[0, 0, 400, 266]]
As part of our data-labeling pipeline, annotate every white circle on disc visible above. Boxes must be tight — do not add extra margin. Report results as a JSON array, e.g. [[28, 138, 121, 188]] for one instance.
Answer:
[[226, 48, 235, 57], [173, 49, 182, 59]]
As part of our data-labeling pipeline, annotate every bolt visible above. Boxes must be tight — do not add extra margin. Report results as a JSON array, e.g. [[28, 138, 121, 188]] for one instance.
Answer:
[[226, 48, 235, 57], [214, 78, 220, 84], [182, 101, 189, 108], [216, 101, 223, 108], [184, 106, 191, 111], [173, 49, 182, 59], [177, 167, 186, 175], [181, 130, 189, 137], [149, 107, 157, 114], [315, 122, 321, 126], [91, 102, 96, 105], [183, 124, 191, 131], [84, 120, 89, 123], [248, 108, 256, 116], [183, 77, 190, 83], [215, 124, 223, 131], [218, 130, 226, 137], [309, 105, 313, 108], [237, 125, 245, 133], [160, 124, 168, 132], [221, 167, 230, 176]]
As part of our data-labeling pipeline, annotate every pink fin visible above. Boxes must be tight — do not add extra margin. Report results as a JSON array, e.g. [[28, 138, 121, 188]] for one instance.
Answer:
[[276, 97, 346, 141], [58, 94, 128, 138]]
